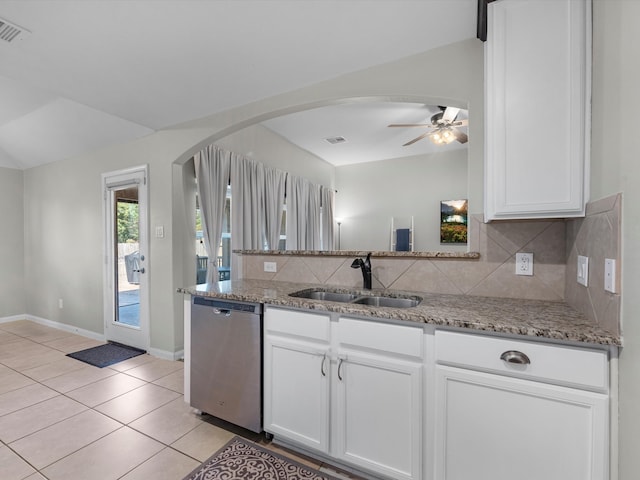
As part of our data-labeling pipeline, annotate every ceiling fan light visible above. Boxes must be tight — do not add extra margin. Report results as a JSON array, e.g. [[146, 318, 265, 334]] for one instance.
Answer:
[[428, 132, 442, 145], [429, 127, 455, 145]]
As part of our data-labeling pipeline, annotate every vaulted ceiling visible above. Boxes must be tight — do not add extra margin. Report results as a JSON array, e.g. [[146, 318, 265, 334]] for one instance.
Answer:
[[0, 0, 477, 170]]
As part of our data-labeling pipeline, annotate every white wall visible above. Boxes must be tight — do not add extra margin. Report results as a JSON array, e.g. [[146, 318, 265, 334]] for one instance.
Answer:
[[592, 1, 640, 478], [0, 167, 25, 318], [22, 128, 214, 354], [335, 149, 468, 251]]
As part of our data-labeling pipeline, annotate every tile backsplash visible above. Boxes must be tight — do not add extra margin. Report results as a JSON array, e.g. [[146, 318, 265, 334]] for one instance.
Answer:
[[565, 193, 621, 336], [241, 217, 567, 302], [241, 194, 621, 335]]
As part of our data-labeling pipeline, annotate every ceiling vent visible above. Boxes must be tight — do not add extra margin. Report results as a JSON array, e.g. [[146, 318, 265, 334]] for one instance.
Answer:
[[325, 136, 347, 145], [0, 17, 31, 43]]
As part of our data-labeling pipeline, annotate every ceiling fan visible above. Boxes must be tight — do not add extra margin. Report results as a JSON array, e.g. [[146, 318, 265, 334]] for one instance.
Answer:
[[388, 106, 469, 146]]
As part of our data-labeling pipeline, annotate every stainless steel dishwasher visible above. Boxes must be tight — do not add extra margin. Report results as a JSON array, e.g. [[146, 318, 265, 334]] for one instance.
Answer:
[[190, 296, 263, 433]]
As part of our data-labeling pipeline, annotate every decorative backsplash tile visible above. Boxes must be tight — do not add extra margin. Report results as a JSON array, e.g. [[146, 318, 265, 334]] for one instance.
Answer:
[[565, 193, 621, 336], [241, 216, 568, 302], [240, 193, 621, 335]]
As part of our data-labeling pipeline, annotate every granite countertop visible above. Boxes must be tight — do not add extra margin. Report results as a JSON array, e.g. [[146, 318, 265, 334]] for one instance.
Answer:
[[235, 249, 480, 259], [178, 279, 621, 346]]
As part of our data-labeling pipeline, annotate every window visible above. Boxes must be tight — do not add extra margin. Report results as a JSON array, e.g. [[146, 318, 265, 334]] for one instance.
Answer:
[[195, 185, 231, 283]]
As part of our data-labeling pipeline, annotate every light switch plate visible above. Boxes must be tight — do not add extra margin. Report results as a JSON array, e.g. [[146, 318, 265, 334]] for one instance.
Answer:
[[577, 255, 589, 286], [605, 258, 616, 293]]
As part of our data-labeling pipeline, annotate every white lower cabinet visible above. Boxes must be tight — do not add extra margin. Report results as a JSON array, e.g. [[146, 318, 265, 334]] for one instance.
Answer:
[[264, 337, 330, 452], [263, 308, 331, 452], [434, 331, 609, 480], [264, 307, 424, 480], [334, 324, 423, 480]]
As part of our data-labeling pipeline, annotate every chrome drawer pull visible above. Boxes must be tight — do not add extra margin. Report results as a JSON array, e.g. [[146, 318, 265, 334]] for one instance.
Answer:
[[500, 350, 531, 365]]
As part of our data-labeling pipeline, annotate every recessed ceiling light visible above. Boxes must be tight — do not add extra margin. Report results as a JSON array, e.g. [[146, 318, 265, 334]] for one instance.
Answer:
[[325, 136, 346, 145]]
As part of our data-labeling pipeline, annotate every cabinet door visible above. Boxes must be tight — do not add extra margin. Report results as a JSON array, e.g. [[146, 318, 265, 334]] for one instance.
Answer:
[[434, 366, 608, 480], [263, 336, 330, 453], [484, 0, 590, 220], [334, 352, 422, 480]]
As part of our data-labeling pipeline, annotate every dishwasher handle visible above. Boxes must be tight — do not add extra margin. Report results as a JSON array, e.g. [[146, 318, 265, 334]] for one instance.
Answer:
[[212, 308, 232, 316]]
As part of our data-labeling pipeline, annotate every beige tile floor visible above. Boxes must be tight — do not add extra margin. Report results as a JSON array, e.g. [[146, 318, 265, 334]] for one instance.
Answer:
[[0, 320, 361, 480]]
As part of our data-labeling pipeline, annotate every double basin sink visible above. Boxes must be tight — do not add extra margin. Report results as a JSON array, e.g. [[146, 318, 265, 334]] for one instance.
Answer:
[[289, 288, 422, 309]]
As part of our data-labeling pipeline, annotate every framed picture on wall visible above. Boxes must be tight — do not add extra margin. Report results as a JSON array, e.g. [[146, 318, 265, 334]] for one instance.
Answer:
[[440, 199, 468, 244]]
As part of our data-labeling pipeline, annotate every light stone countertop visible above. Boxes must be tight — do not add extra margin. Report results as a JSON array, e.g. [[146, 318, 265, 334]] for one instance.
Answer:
[[178, 279, 621, 346], [234, 249, 480, 258]]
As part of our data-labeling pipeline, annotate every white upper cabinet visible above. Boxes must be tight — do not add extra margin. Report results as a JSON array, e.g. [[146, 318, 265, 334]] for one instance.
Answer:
[[484, 0, 591, 220]]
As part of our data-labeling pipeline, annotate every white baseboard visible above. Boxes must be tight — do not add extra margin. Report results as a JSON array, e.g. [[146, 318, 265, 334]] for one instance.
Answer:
[[25, 314, 106, 342], [0, 315, 28, 324], [2, 314, 184, 361], [148, 347, 184, 361]]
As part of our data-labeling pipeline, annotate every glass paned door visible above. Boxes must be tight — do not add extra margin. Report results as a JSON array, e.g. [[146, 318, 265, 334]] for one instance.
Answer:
[[103, 166, 149, 351], [114, 187, 140, 327]]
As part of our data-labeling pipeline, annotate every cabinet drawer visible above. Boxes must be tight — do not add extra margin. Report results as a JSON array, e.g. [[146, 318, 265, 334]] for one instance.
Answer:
[[338, 317, 423, 359], [265, 307, 330, 342], [435, 330, 608, 391]]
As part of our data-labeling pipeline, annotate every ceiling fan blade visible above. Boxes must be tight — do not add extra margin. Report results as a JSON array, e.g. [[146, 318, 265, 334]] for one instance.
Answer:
[[388, 123, 436, 128], [442, 107, 461, 123], [403, 131, 432, 146], [453, 128, 468, 144]]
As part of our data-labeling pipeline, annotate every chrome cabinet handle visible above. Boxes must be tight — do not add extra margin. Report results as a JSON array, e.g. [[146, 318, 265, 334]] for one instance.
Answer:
[[212, 308, 231, 316], [321, 354, 327, 377], [500, 350, 531, 365], [337, 358, 344, 381]]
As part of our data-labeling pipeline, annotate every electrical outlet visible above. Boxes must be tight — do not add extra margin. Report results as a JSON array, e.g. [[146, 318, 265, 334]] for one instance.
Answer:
[[577, 255, 589, 286], [515, 253, 534, 276], [605, 258, 616, 293], [58, 298, 63, 309], [264, 262, 277, 273]]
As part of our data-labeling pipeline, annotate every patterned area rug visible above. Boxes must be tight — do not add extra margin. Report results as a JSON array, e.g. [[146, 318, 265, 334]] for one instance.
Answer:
[[183, 437, 341, 480]]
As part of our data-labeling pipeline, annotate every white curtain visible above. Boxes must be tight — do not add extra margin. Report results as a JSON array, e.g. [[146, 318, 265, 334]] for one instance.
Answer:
[[197, 144, 332, 260], [307, 183, 322, 250], [264, 167, 287, 250], [285, 175, 307, 250], [231, 156, 265, 250], [321, 186, 335, 250], [194, 145, 231, 284], [286, 175, 325, 250]]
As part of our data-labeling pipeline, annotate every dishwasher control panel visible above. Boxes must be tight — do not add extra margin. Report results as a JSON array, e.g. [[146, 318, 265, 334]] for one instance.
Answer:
[[193, 296, 262, 314]]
